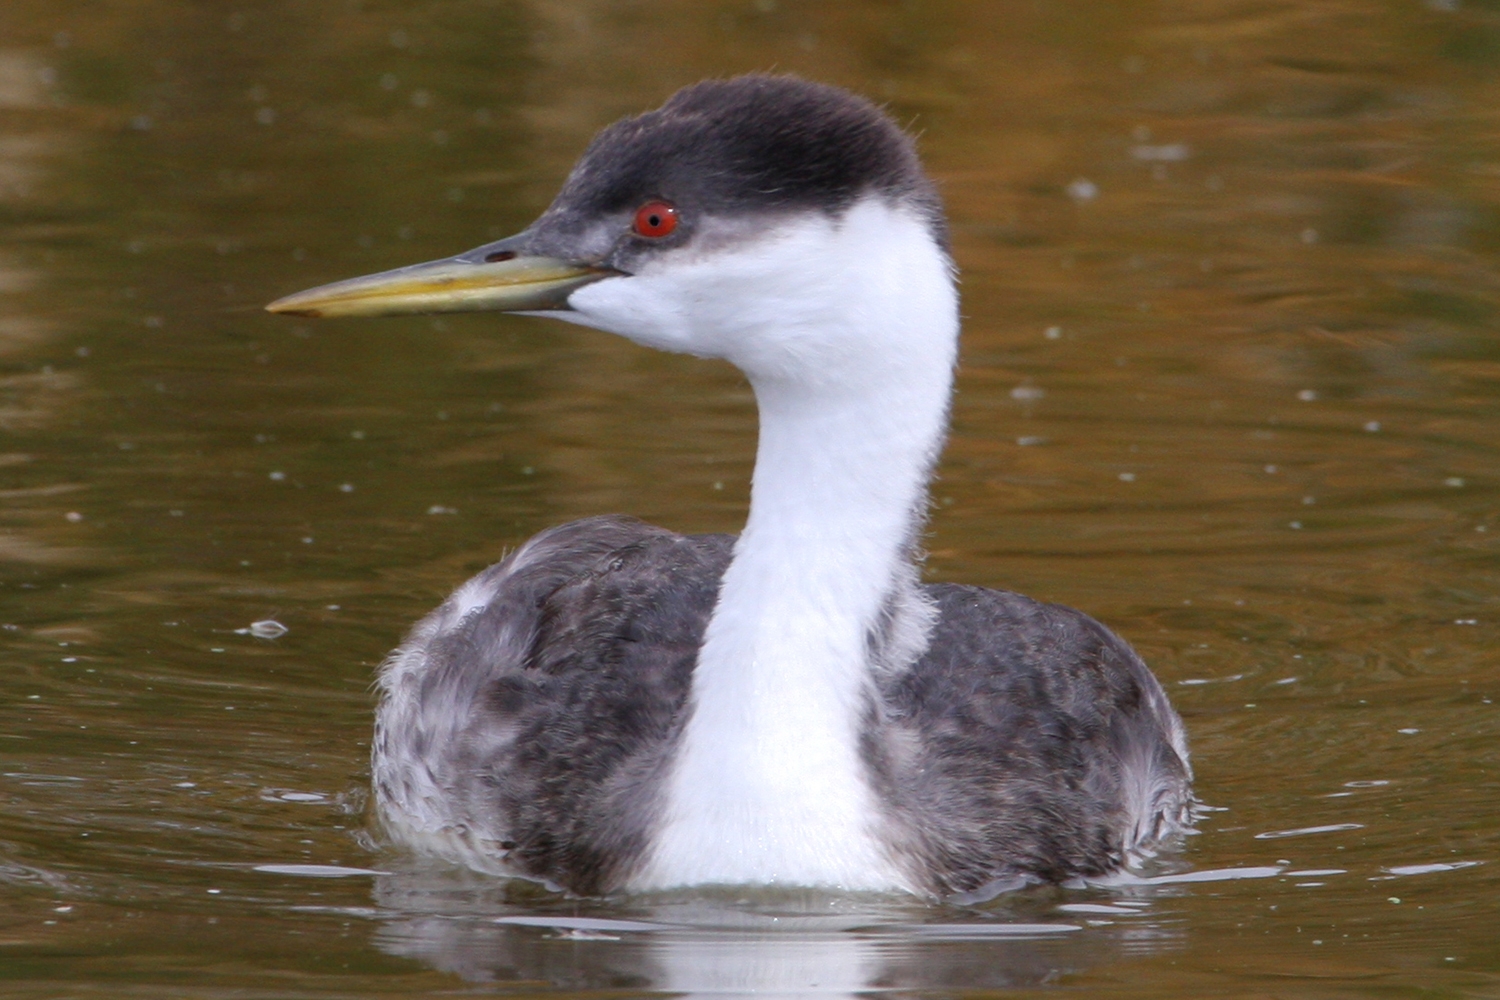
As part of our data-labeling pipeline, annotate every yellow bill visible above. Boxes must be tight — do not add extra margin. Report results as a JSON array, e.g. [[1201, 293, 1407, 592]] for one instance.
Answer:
[[265, 253, 618, 319]]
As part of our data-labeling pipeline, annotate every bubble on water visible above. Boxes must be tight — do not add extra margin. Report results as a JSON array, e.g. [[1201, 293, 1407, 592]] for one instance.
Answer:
[[1297, 389, 1317, 401], [1118, 472, 1136, 482], [269, 471, 286, 481], [427, 505, 458, 515], [1066, 178, 1098, 203], [1131, 143, 1190, 162], [235, 619, 288, 639], [1177, 673, 1243, 686], [1044, 325, 1062, 340], [1010, 384, 1045, 402], [262, 788, 329, 804], [1364, 420, 1381, 432], [1445, 477, 1465, 487]]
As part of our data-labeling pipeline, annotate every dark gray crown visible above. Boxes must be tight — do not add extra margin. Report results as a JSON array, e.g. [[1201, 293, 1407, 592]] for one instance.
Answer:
[[537, 75, 946, 251]]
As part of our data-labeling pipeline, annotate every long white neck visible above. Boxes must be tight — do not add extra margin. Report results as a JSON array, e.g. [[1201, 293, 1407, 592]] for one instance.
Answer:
[[624, 200, 958, 889]]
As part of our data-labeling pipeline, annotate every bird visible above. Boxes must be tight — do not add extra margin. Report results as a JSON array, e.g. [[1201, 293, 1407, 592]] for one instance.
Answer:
[[266, 74, 1192, 900]]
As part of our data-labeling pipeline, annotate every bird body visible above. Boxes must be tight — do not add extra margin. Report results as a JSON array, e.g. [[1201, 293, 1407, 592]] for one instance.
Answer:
[[269, 75, 1192, 898], [374, 515, 1189, 898]]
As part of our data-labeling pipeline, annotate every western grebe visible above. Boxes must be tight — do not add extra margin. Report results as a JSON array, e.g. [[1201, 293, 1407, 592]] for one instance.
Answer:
[[267, 75, 1191, 899]]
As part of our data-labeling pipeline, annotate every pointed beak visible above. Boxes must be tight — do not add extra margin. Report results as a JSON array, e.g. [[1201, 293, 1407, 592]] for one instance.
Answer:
[[265, 248, 619, 319]]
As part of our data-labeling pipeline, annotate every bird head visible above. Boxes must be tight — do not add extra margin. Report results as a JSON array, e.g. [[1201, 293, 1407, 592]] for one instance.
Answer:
[[267, 75, 953, 386]]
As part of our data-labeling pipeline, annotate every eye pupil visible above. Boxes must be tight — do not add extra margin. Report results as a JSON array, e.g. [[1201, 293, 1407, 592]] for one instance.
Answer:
[[633, 200, 678, 238]]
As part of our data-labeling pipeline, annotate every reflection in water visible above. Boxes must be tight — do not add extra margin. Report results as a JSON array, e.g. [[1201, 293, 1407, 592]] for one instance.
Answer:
[[367, 869, 1170, 995], [0, 45, 87, 573], [654, 932, 873, 998]]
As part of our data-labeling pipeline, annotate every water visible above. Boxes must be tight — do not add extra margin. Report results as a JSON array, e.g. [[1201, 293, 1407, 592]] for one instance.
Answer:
[[2, 1, 1497, 996]]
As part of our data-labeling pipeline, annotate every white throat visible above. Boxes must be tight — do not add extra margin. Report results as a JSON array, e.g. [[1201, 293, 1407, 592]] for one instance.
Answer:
[[568, 198, 959, 890]]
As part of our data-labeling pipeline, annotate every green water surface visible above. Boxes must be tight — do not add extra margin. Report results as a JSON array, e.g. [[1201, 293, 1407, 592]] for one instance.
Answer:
[[1, 1, 1497, 996]]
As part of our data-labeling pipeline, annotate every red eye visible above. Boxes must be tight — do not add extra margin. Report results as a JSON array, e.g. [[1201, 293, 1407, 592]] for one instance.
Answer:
[[632, 200, 678, 238]]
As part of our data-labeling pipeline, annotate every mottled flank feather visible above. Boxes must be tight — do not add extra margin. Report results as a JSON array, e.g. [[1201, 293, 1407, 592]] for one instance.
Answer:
[[868, 585, 1191, 894], [373, 516, 1191, 897]]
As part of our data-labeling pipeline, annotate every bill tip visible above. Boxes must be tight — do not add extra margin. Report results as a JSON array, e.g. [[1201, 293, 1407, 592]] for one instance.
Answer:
[[265, 298, 322, 318]]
